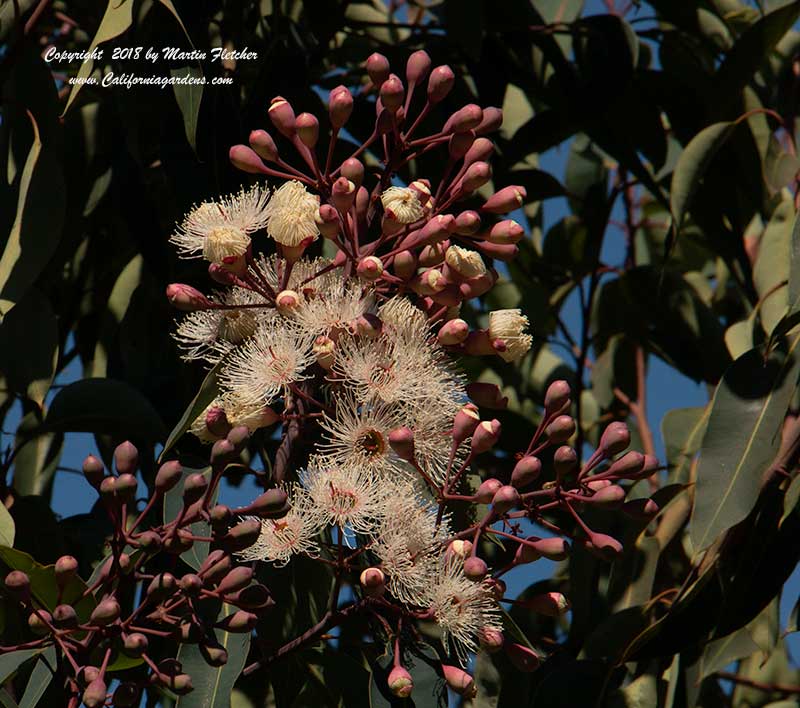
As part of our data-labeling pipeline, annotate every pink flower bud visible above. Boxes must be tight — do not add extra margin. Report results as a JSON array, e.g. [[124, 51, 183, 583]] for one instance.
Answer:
[[380, 74, 404, 112], [449, 130, 475, 160], [217, 610, 258, 633], [491, 484, 520, 515], [388, 426, 415, 461], [488, 219, 524, 245], [217, 566, 254, 595], [205, 405, 230, 438], [427, 65, 455, 102], [554, 445, 578, 478], [113, 441, 138, 476], [83, 678, 108, 708], [412, 268, 447, 296], [182, 473, 208, 505], [454, 210, 481, 235], [155, 460, 182, 493], [481, 185, 527, 214], [453, 403, 481, 445], [463, 330, 496, 356], [511, 455, 542, 487], [420, 213, 456, 243], [223, 519, 262, 553], [445, 104, 483, 134], [53, 603, 78, 628], [376, 106, 394, 134], [599, 421, 631, 457], [524, 591, 571, 616], [529, 537, 569, 561], [329, 85, 354, 128], [438, 318, 469, 345], [480, 627, 505, 653], [545, 380, 571, 414], [229, 144, 269, 174], [240, 489, 289, 518], [268, 96, 296, 138], [82, 455, 105, 488], [406, 49, 432, 86], [331, 177, 356, 211], [463, 137, 495, 166], [275, 289, 301, 315], [5, 570, 30, 599], [447, 540, 473, 559], [463, 556, 488, 580], [166, 283, 213, 311], [443, 666, 476, 698], [296, 112, 319, 148], [473, 241, 519, 262], [99, 476, 116, 500], [474, 478, 502, 504], [545, 415, 576, 444], [586, 531, 623, 560], [419, 241, 448, 267], [622, 498, 659, 519], [359, 567, 386, 597], [591, 484, 626, 507], [475, 106, 504, 134], [587, 478, 612, 491], [366, 53, 391, 88], [505, 643, 540, 672], [388, 666, 413, 698], [115, 473, 137, 504], [459, 271, 496, 299], [248, 129, 279, 162], [27, 610, 51, 636], [54, 556, 78, 588], [466, 382, 508, 409], [357, 256, 384, 281], [460, 161, 492, 192], [90, 597, 120, 626], [471, 419, 501, 454], [315, 204, 340, 239], [340, 157, 364, 187]]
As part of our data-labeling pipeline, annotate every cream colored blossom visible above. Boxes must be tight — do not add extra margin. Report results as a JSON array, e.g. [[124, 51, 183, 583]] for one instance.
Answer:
[[170, 185, 270, 262], [381, 186, 425, 224], [488, 309, 532, 362], [265, 180, 320, 246], [445, 245, 487, 279]]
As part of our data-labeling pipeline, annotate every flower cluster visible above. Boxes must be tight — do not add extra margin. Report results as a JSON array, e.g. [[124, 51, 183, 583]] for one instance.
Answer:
[[0, 50, 660, 704]]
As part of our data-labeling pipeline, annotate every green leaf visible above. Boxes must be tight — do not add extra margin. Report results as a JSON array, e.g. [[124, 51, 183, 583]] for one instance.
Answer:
[[43, 378, 166, 442], [0, 688, 18, 708], [62, 0, 135, 116], [690, 333, 800, 552], [0, 648, 45, 684], [754, 199, 793, 335], [0, 547, 96, 620], [0, 504, 14, 548], [661, 406, 709, 485], [12, 412, 63, 497], [670, 121, 736, 237], [171, 66, 204, 153], [175, 604, 250, 707], [163, 467, 216, 570], [0, 112, 65, 319], [160, 359, 224, 460], [0, 289, 58, 407], [789, 205, 800, 315], [18, 646, 55, 708]]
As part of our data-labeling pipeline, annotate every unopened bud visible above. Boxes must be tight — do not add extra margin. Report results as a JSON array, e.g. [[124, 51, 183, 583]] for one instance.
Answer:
[[357, 256, 384, 281], [471, 419, 501, 454], [406, 49, 432, 85], [155, 461, 182, 493], [460, 161, 492, 193], [217, 610, 258, 633], [210, 504, 232, 531], [480, 627, 504, 653], [366, 53, 391, 88], [591, 484, 626, 507], [147, 573, 177, 600], [488, 219, 524, 245], [449, 130, 475, 161], [554, 446, 578, 479], [82, 455, 105, 488], [54, 556, 78, 588], [442, 665, 476, 698], [482, 185, 527, 214], [329, 86, 354, 128], [205, 406, 230, 438], [53, 604, 77, 628], [89, 597, 120, 626], [526, 592, 570, 616], [438, 319, 469, 345], [200, 550, 232, 583], [511, 456, 542, 488], [115, 473, 137, 504], [394, 250, 417, 280], [223, 519, 262, 552], [248, 129, 279, 162], [466, 382, 508, 409], [622, 497, 660, 520], [463, 556, 488, 580], [28, 610, 51, 635], [313, 335, 336, 370], [476, 106, 503, 134], [359, 567, 385, 597], [229, 145, 268, 174], [83, 678, 107, 708], [599, 422, 631, 457], [296, 112, 319, 148], [243, 489, 289, 518], [316, 205, 340, 239], [218, 566, 254, 595], [454, 210, 481, 236], [166, 283, 213, 311], [268, 96, 296, 138], [200, 644, 229, 667], [419, 241, 448, 267], [545, 415, 576, 444], [331, 176, 356, 211], [427, 65, 455, 102], [506, 643, 540, 672], [491, 485, 520, 515], [340, 157, 364, 187], [544, 380, 571, 414], [445, 104, 483, 134], [587, 531, 623, 560], [99, 476, 116, 501], [380, 75, 404, 112], [474, 478, 502, 504], [182, 473, 208, 505], [226, 425, 250, 452], [388, 666, 413, 698]]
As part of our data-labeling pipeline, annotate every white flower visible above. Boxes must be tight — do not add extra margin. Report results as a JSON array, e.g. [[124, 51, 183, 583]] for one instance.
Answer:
[[381, 186, 425, 224], [488, 309, 532, 362], [426, 557, 502, 663], [301, 457, 389, 537], [238, 489, 322, 566], [445, 245, 487, 279], [170, 185, 270, 263], [173, 287, 270, 365], [292, 278, 373, 337], [265, 181, 320, 246], [220, 321, 314, 405]]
